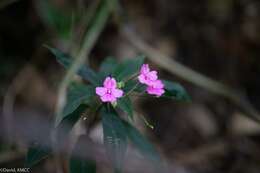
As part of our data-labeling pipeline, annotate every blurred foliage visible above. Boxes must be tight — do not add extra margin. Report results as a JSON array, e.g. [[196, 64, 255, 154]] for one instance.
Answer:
[[36, 0, 74, 40]]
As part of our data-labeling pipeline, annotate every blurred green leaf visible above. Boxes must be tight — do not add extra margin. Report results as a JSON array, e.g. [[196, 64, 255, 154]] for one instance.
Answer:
[[70, 156, 96, 173], [25, 144, 50, 167], [55, 83, 95, 126], [122, 121, 161, 164], [70, 158, 96, 173], [101, 106, 127, 173], [162, 80, 190, 101], [37, 0, 73, 39], [56, 104, 88, 144], [46, 46, 100, 86], [114, 55, 145, 81], [98, 57, 118, 78], [70, 136, 96, 173], [117, 96, 133, 120]]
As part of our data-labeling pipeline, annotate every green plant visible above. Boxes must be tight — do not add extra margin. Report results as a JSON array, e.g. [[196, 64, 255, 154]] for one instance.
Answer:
[[25, 47, 189, 173]]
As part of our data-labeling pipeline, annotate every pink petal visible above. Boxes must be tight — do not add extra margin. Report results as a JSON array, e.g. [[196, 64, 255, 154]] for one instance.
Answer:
[[151, 80, 164, 88], [103, 77, 117, 89], [112, 88, 124, 98], [140, 64, 150, 74], [101, 94, 117, 103], [144, 79, 155, 86], [138, 74, 146, 84], [95, 87, 107, 96], [139, 64, 159, 85], [147, 71, 158, 81], [146, 86, 165, 97], [157, 88, 165, 96]]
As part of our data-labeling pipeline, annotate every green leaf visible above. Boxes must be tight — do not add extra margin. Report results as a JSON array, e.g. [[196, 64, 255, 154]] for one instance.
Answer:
[[101, 106, 127, 173], [113, 55, 145, 81], [25, 144, 50, 167], [162, 80, 190, 101], [70, 158, 96, 173], [98, 57, 118, 78], [117, 96, 133, 120], [123, 121, 161, 164], [55, 83, 95, 126], [70, 136, 96, 173], [70, 157, 96, 173], [46, 46, 100, 86], [56, 104, 88, 144]]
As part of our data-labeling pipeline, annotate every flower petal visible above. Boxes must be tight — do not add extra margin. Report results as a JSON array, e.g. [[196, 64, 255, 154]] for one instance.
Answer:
[[138, 74, 146, 84], [140, 64, 150, 74], [95, 87, 107, 96], [101, 94, 116, 103], [112, 88, 124, 98], [146, 86, 165, 96], [103, 77, 117, 89], [147, 71, 158, 81], [151, 80, 164, 88]]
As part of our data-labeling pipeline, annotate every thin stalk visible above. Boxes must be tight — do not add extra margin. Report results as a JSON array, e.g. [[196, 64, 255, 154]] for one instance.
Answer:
[[139, 114, 154, 129], [53, 2, 111, 171], [121, 26, 260, 123], [123, 72, 139, 83], [71, 0, 101, 57], [124, 82, 139, 97], [55, 0, 110, 119]]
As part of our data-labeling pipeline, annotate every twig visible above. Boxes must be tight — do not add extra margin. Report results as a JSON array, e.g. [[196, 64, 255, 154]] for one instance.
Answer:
[[71, 0, 101, 57], [53, 2, 111, 172], [174, 140, 227, 166], [55, 0, 110, 119], [121, 26, 260, 123], [2, 65, 36, 144]]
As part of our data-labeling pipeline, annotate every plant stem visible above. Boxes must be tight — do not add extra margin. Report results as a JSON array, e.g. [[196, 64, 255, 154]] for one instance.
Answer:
[[124, 82, 140, 97], [55, 0, 110, 119], [121, 26, 260, 123], [123, 72, 139, 83]]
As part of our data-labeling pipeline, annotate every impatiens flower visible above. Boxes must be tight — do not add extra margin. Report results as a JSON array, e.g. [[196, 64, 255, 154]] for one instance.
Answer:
[[138, 64, 158, 85], [96, 77, 123, 103], [146, 80, 165, 97]]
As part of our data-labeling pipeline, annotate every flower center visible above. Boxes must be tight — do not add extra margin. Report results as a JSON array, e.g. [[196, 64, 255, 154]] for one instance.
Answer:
[[107, 89, 112, 94]]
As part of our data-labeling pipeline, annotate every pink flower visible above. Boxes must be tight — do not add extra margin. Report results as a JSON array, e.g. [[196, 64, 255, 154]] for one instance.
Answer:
[[138, 64, 158, 85], [138, 64, 165, 97], [96, 77, 123, 103], [146, 80, 165, 97]]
